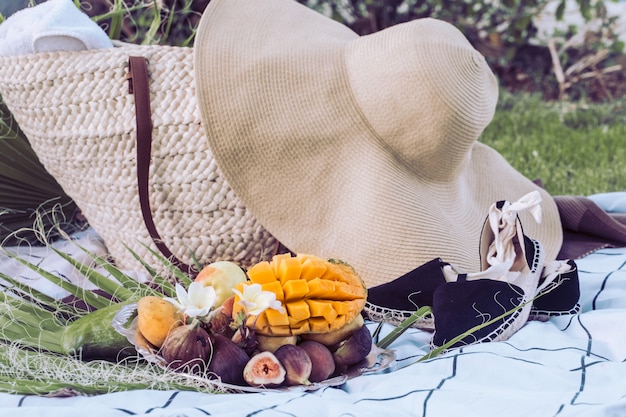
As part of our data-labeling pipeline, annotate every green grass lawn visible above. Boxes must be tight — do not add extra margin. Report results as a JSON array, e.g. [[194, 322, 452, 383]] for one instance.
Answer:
[[481, 91, 626, 196]]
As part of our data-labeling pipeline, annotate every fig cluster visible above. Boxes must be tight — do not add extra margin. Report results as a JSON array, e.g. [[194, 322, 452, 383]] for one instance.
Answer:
[[157, 298, 372, 388], [135, 261, 375, 388], [141, 299, 373, 387], [242, 314, 373, 387]]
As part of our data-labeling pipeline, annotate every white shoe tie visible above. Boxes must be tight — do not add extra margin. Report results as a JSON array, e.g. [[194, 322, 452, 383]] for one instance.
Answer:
[[536, 260, 575, 295], [442, 191, 544, 284], [486, 190, 542, 270], [443, 261, 516, 282]]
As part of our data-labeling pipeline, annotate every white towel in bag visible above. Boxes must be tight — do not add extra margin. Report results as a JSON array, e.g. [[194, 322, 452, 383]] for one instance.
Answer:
[[0, 0, 112, 56]]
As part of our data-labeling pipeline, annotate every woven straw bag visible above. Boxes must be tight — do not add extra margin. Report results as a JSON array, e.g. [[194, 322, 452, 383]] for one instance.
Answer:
[[0, 43, 278, 273]]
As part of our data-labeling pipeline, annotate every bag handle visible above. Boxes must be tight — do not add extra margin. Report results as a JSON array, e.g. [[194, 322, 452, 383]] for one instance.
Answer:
[[127, 56, 195, 275]]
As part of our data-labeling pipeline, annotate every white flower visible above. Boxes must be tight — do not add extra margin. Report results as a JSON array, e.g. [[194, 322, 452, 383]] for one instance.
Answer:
[[232, 283, 284, 316], [164, 282, 217, 318]]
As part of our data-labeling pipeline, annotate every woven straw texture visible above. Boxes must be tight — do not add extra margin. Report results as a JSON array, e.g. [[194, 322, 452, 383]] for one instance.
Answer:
[[194, 0, 564, 287], [0, 43, 277, 272]]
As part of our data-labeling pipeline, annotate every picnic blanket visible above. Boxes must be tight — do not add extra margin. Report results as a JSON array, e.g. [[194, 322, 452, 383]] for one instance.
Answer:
[[0, 192, 625, 417]]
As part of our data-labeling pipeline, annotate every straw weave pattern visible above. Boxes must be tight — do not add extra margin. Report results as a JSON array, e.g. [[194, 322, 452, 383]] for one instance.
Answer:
[[0, 43, 277, 272]]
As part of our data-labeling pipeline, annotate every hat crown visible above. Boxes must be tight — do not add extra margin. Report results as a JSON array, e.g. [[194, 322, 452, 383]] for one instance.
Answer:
[[194, 0, 563, 287], [346, 19, 498, 181]]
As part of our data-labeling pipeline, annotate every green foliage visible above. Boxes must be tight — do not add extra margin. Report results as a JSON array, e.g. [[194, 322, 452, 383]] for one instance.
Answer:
[[481, 90, 626, 195], [0, 98, 78, 245], [300, 0, 544, 39], [297, 0, 615, 52], [86, 0, 204, 46], [298, 0, 625, 100]]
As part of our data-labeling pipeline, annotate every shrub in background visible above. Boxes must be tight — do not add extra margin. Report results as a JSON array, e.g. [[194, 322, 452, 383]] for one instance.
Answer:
[[2, 1, 622, 100], [297, 0, 624, 100]]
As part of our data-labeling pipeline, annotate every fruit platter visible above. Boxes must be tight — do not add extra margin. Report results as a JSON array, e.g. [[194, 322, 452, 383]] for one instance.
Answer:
[[111, 253, 396, 392]]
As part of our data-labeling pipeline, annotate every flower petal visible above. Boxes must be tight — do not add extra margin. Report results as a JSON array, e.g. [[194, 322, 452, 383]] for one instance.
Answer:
[[175, 283, 190, 307], [163, 297, 182, 311], [232, 287, 244, 300], [248, 289, 277, 316], [268, 299, 285, 314], [238, 299, 256, 312], [188, 282, 216, 310], [185, 307, 211, 318], [163, 282, 218, 318], [243, 283, 262, 299], [235, 282, 285, 317]]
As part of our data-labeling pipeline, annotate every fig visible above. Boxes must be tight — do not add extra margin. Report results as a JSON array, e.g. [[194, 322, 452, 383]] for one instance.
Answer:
[[136, 296, 184, 348], [332, 323, 372, 371], [300, 314, 365, 349], [207, 332, 250, 385], [231, 325, 258, 356], [220, 295, 235, 317], [160, 324, 211, 374], [209, 307, 235, 339], [243, 351, 286, 387], [256, 334, 298, 353], [195, 261, 248, 307], [273, 344, 312, 386], [298, 340, 335, 383]]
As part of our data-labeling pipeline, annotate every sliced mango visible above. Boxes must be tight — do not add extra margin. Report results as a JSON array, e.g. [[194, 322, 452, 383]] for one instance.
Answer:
[[299, 256, 328, 281], [264, 307, 290, 327], [332, 301, 350, 316], [308, 317, 330, 333], [283, 279, 309, 301], [232, 254, 367, 336], [261, 281, 285, 302], [277, 256, 302, 284], [329, 314, 347, 331], [307, 277, 336, 299], [286, 300, 311, 322], [246, 261, 276, 284], [271, 253, 292, 277], [306, 300, 338, 323]]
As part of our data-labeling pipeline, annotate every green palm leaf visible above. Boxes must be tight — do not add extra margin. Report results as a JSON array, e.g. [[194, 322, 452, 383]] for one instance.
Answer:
[[0, 97, 77, 244]]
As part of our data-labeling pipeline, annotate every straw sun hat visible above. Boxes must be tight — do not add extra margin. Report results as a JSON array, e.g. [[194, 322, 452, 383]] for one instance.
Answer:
[[193, 0, 563, 287]]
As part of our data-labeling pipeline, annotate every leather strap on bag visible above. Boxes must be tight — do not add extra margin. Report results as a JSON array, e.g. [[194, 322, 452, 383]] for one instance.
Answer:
[[127, 56, 195, 275]]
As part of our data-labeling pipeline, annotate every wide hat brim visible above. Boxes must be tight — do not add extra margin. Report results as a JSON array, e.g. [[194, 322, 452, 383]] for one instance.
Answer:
[[194, 0, 563, 287]]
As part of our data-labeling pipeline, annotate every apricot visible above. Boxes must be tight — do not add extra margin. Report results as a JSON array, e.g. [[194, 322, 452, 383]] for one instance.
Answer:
[[136, 296, 184, 348]]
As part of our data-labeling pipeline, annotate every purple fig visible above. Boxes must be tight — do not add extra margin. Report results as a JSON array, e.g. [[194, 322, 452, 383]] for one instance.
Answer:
[[209, 309, 235, 339], [207, 332, 250, 385], [273, 344, 312, 386], [160, 324, 211, 375], [332, 324, 372, 371], [298, 340, 335, 383], [231, 325, 258, 356], [243, 351, 286, 387]]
